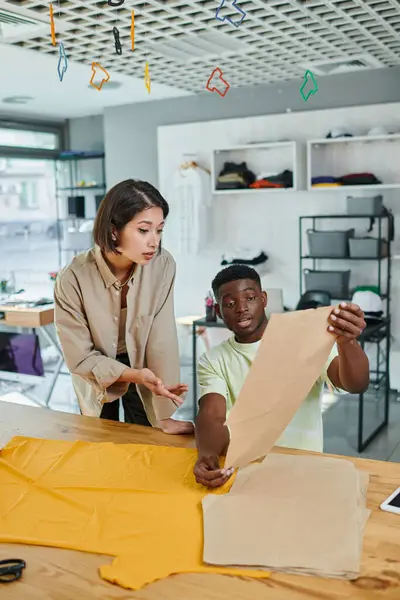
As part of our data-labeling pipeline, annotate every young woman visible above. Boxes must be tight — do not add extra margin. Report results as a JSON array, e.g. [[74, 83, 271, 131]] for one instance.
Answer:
[[54, 179, 192, 433]]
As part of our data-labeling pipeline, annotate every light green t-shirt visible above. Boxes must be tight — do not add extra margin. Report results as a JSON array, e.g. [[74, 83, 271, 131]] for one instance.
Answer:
[[197, 336, 339, 453]]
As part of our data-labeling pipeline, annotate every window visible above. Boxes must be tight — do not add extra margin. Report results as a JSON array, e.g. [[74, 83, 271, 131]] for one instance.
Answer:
[[0, 127, 59, 150], [0, 158, 59, 297], [0, 120, 64, 299]]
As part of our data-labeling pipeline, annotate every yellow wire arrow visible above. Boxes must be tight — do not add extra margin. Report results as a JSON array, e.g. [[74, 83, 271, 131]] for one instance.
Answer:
[[50, 3, 56, 46], [131, 10, 135, 50], [144, 61, 151, 94]]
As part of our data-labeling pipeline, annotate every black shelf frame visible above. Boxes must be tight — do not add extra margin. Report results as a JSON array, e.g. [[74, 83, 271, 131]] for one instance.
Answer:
[[299, 213, 392, 452], [55, 152, 106, 265]]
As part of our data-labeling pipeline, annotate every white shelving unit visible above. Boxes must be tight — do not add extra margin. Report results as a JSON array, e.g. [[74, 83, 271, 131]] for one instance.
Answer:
[[307, 133, 400, 192], [211, 141, 298, 195]]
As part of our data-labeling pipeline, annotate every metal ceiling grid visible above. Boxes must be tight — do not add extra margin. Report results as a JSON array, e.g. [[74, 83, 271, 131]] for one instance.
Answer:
[[2, 0, 400, 93]]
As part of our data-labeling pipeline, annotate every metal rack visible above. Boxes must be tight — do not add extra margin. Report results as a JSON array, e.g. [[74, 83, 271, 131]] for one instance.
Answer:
[[55, 152, 106, 265], [299, 213, 392, 452]]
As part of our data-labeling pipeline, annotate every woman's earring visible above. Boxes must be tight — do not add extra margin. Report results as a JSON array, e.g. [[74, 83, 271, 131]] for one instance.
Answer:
[[112, 234, 117, 242]]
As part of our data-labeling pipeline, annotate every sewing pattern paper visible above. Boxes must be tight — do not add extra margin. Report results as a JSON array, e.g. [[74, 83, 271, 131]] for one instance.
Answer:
[[0, 436, 270, 590], [225, 306, 335, 468], [203, 453, 370, 580]]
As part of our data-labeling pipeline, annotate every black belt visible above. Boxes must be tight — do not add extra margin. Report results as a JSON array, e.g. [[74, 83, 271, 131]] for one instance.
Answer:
[[117, 353, 130, 367]]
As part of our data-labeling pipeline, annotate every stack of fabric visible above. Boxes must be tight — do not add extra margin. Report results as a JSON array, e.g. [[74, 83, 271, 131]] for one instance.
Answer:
[[203, 453, 370, 579], [216, 162, 256, 190], [216, 164, 293, 190], [250, 169, 293, 189], [312, 173, 382, 187], [201, 307, 370, 580], [339, 173, 382, 186], [312, 176, 342, 188]]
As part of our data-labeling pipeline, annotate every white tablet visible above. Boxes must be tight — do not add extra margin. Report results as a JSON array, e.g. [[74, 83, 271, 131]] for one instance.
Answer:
[[380, 487, 400, 515]]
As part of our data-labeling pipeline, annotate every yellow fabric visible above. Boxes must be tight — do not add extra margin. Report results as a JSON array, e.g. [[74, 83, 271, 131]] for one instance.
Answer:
[[311, 183, 342, 187], [0, 436, 270, 590], [100, 551, 269, 590]]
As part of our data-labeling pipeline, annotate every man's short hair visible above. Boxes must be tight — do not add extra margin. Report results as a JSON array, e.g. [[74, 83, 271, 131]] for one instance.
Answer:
[[212, 265, 261, 300]]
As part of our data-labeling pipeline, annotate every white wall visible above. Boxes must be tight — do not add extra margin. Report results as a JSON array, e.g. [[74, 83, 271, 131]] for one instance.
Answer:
[[68, 115, 104, 152], [103, 67, 400, 189], [157, 102, 400, 353]]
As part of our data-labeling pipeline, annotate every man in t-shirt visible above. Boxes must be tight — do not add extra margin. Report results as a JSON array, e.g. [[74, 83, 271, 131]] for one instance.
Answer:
[[194, 265, 370, 488]]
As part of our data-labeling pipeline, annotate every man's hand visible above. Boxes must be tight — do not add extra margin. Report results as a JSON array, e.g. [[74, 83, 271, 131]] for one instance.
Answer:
[[328, 302, 366, 345], [136, 368, 187, 405], [194, 453, 234, 488]]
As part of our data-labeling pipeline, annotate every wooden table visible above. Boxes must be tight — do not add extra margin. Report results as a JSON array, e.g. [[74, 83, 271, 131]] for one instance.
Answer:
[[0, 401, 399, 600], [0, 304, 54, 328]]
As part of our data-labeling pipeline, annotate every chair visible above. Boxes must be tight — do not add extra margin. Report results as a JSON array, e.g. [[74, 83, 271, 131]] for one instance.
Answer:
[[296, 290, 331, 311]]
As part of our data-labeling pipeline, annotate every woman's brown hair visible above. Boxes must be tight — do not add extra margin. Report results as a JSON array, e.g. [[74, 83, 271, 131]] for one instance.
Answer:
[[93, 179, 169, 253]]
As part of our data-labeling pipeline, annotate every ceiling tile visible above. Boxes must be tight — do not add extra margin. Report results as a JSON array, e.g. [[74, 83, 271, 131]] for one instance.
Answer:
[[0, 0, 399, 94]]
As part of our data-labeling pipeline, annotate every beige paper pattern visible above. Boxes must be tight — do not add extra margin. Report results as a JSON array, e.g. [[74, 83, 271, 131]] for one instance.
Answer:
[[225, 307, 335, 469], [203, 453, 370, 580]]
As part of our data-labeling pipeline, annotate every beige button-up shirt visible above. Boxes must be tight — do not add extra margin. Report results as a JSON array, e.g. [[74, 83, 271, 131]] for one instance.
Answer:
[[54, 245, 179, 425]]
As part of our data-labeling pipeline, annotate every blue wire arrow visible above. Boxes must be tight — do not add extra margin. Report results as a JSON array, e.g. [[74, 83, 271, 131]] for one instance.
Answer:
[[215, 0, 246, 28], [57, 42, 68, 82]]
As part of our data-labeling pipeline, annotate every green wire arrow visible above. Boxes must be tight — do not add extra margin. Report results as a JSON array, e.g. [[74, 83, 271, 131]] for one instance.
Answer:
[[300, 70, 318, 101]]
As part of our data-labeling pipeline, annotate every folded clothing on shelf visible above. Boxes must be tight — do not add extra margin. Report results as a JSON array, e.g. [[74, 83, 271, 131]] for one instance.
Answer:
[[312, 173, 382, 187], [221, 250, 268, 267], [338, 173, 382, 186], [312, 184, 343, 188], [216, 162, 256, 190], [312, 176, 342, 188], [326, 128, 354, 139], [250, 169, 293, 189]]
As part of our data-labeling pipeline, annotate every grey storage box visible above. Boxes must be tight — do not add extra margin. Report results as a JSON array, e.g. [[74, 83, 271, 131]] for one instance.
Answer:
[[304, 269, 351, 299], [307, 229, 354, 258], [349, 237, 388, 258], [346, 195, 383, 216]]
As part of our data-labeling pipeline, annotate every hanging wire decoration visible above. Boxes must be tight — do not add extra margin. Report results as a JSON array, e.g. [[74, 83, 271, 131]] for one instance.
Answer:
[[57, 42, 68, 81], [49, 2, 56, 45], [215, 0, 246, 28], [300, 69, 318, 101], [113, 26, 122, 55], [144, 61, 151, 93], [90, 5, 111, 90], [50, 0, 67, 82], [90, 62, 111, 90], [300, 7, 318, 101], [206, 67, 230, 97], [131, 10, 135, 50]]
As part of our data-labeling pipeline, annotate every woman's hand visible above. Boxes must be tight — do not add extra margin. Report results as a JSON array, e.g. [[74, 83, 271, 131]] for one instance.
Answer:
[[136, 368, 187, 405], [167, 384, 188, 397], [160, 418, 194, 435]]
